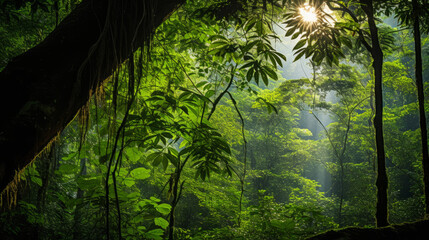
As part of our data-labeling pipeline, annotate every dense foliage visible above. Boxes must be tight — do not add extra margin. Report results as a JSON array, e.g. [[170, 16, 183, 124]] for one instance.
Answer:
[[1, 0, 429, 239]]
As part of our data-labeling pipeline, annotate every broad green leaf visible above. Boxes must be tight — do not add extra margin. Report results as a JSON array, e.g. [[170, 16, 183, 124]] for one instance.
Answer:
[[242, 40, 259, 52], [77, 177, 100, 190], [125, 147, 141, 163], [123, 178, 136, 187], [130, 167, 150, 180], [161, 132, 173, 139], [263, 66, 278, 80], [154, 217, 169, 229], [165, 153, 179, 167], [205, 90, 215, 98], [147, 152, 163, 167], [127, 192, 140, 200], [161, 154, 169, 171], [145, 229, 164, 240], [31, 176, 42, 186], [58, 164, 79, 175], [155, 203, 172, 215], [179, 147, 193, 157]]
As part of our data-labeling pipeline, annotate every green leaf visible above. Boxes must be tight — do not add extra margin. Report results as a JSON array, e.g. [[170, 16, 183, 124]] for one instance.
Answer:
[[125, 147, 141, 163], [130, 167, 150, 180], [145, 229, 164, 240], [205, 90, 215, 98], [179, 106, 188, 114], [342, 36, 353, 49], [58, 164, 79, 175], [267, 102, 278, 114], [240, 61, 254, 69], [291, 32, 300, 40], [274, 51, 286, 61], [165, 153, 179, 167], [154, 217, 169, 229], [196, 81, 208, 88], [244, 18, 256, 32], [208, 34, 228, 41], [76, 177, 101, 190], [147, 152, 163, 167], [261, 70, 269, 85], [127, 192, 140, 200], [293, 39, 307, 51], [254, 69, 259, 85], [294, 50, 306, 62], [178, 90, 192, 100], [210, 40, 229, 48], [162, 154, 169, 171], [246, 67, 254, 82], [161, 132, 173, 139], [123, 178, 136, 187], [155, 203, 172, 215], [150, 196, 161, 203], [242, 40, 259, 52], [179, 147, 193, 157], [271, 52, 285, 67], [285, 27, 296, 37], [267, 53, 277, 67], [263, 66, 278, 80], [31, 176, 42, 186]]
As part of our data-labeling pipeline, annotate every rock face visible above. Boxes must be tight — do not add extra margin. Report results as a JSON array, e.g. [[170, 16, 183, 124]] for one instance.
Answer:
[[307, 220, 429, 240]]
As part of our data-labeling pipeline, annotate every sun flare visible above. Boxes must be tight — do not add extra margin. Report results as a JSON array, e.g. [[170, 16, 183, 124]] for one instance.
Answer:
[[299, 4, 318, 23]]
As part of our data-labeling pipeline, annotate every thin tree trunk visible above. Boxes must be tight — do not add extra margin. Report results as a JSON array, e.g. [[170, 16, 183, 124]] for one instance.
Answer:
[[168, 155, 189, 240], [338, 116, 351, 226], [0, 0, 184, 193], [361, 0, 389, 227], [73, 158, 87, 240], [412, 0, 429, 218], [168, 171, 179, 240]]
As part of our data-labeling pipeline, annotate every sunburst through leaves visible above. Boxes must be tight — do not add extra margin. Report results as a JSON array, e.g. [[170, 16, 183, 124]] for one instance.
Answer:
[[299, 3, 318, 23]]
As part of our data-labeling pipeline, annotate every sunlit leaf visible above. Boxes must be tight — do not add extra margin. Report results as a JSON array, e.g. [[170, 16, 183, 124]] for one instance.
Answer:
[[154, 217, 169, 229], [130, 167, 150, 180], [293, 39, 307, 51], [155, 203, 172, 215]]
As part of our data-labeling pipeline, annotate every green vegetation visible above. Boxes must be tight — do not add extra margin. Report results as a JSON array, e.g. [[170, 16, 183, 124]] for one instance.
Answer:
[[1, 0, 429, 239]]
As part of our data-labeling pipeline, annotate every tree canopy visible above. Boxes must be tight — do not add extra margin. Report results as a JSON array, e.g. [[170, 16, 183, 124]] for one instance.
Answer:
[[1, 0, 429, 239]]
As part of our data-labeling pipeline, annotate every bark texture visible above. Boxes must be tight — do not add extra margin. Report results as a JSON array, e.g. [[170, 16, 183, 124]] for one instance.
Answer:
[[360, 0, 389, 227], [412, 0, 429, 218], [0, 0, 184, 193]]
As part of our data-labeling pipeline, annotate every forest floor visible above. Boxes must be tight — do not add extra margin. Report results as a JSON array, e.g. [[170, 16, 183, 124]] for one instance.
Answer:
[[308, 219, 429, 240]]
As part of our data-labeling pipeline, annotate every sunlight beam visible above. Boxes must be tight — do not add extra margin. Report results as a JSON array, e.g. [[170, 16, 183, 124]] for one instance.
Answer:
[[299, 3, 318, 23]]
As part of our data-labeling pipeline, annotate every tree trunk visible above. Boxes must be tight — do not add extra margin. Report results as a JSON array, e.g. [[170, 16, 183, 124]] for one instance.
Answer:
[[412, 0, 429, 218], [0, 0, 184, 194], [73, 158, 87, 240], [168, 171, 179, 240], [361, 0, 389, 227]]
